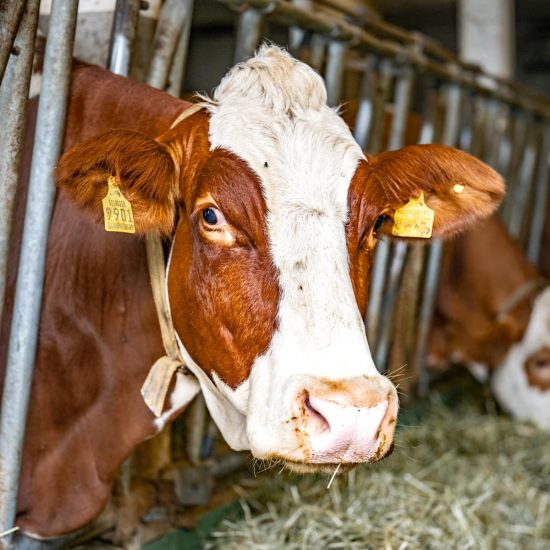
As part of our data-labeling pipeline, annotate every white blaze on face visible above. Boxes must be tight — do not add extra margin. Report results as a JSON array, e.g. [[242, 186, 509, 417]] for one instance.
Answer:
[[203, 46, 388, 459], [492, 287, 550, 430]]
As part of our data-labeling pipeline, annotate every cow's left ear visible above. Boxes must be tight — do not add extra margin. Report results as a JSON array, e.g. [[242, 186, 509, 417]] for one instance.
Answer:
[[367, 144, 505, 239], [56, 129, 178, 235]]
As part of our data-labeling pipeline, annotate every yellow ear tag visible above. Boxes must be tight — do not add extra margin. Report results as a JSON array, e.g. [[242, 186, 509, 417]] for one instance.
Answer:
[[391, 192, 435, 239], [102, 176, 136, 234]]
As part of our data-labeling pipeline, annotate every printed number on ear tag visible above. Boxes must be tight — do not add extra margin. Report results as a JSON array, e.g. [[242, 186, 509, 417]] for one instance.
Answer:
[[391, 192, 434, 239], [102, 175, 136, 234]]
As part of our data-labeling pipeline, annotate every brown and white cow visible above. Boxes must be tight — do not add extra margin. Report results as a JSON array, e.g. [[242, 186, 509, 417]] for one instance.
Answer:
[[429, 214, 550, 428], [0, 45, 504, 537]]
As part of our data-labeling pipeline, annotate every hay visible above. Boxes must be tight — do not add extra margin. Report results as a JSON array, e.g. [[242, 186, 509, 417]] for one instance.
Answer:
[[205, 395, 550, 550]]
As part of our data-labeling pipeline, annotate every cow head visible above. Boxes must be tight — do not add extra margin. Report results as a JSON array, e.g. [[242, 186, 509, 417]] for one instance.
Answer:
[[492, 287, 550, 429], [56, 46, 504, 472]]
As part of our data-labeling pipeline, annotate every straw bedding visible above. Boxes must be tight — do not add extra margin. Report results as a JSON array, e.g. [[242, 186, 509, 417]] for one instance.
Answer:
[[205, 394, 550, 549]]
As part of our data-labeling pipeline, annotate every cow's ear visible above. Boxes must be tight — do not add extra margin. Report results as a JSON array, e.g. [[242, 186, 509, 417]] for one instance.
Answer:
[[367, 144, 505, 239], [56, 129, 178, 235]]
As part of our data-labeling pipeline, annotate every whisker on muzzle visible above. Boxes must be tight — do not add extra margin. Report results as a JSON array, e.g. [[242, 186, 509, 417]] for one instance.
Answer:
[[326, 462, 342, 489]]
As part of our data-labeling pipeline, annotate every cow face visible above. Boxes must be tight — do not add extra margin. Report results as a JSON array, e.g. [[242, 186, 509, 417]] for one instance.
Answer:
[[492, 287, 550, 430], [57, 46, 504, 472]]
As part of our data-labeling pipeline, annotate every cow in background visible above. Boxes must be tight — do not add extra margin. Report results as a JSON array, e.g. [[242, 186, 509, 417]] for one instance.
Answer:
[[0, 46, 504, 538], [429, 214, 550, 429]]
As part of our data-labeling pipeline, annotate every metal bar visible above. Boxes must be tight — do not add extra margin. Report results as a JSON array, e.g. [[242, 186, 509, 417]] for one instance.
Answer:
[[0, 0, 40, 330], [325, 41, 346, 107], [387, 66, 414, 150], [233, 8, 263, 64], [509, 122, 538, 241], [366, 58, 393, 154], [365, 59, 394, 350], [374, 241, 407, 368], [501, 110, 531, 226], [147, 0, 189, 90], [108, 0, 141, 76], [353, 55, 376, 150], [414, 82, 462, 395], [166, 0, 195, 98], [0, 0, 27, 86], [371, 65, 415, 368], [0, 0, 79, 541], [216, 0, 550, 119], [366, 240, 390, 347], [415, 241, 443, 397], [527, 123, 550, 264]]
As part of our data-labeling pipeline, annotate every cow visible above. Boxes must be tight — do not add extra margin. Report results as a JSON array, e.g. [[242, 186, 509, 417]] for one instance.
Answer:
[[428, 214, 550, 429], [0, 45, 504, 538]]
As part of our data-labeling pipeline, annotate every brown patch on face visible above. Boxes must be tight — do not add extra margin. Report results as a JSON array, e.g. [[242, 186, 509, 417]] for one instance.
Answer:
[[346, 160, 381, 317], [168, 140, 279, 389], [525, 347, 550, 391]]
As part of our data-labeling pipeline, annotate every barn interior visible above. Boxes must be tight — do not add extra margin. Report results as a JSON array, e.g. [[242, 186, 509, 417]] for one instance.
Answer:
[[1, 1, 550, 549]]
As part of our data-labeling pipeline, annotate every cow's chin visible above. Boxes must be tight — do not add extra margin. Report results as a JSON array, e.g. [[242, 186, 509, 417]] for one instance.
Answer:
[[257, 441, 396, 475]]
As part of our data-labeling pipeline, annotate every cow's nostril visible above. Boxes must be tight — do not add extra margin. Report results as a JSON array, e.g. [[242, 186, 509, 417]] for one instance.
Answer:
[[304, 395, 330, 432]]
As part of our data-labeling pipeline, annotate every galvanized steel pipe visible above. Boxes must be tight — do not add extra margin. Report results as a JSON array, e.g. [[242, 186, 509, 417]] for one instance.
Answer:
[[0, 0, 79, 540], [414, 82, 463, 396], [527, 123, 550, 264], [0, 0, 27, 86], [108, 0, 142, 76], [0, 0, 40, 330], [166, 0, 195, 97], [324, 41, 346, 107], [234, 8, 263, 64], [148, 0, 189, 90]]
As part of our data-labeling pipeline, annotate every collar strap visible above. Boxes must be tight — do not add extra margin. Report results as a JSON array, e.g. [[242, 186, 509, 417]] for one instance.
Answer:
[[496, 277, 549, 323], [141, 104, 206, 417]]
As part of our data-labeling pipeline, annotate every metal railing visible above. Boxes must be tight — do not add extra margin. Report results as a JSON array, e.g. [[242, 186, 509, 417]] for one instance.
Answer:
[[1, 0, 549, 546]]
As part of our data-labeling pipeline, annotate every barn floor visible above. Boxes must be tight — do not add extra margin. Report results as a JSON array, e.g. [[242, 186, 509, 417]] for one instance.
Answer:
[[145, 371, 550, 550]]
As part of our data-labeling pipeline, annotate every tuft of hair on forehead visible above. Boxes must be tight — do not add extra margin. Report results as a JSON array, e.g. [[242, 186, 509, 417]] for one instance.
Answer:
[[212, 44, 328, 116]]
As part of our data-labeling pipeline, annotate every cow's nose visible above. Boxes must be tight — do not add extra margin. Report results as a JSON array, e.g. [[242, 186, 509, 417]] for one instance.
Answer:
[[302, 388, 396, 463]]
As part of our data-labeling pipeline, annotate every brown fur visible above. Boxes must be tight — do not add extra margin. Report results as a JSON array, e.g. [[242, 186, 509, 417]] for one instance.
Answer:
[[366, 144, 505, 239], [57, 129, 178, 235], [524, 347, 550, 391], [429, 215, 537, 369]]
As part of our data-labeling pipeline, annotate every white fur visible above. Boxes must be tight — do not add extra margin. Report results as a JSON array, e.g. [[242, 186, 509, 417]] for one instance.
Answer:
[[201, 46, 388, 458], [492, 287, 550, 429]]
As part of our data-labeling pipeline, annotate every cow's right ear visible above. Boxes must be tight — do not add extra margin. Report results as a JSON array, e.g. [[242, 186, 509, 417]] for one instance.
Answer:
[[56, 129, 178, 235]]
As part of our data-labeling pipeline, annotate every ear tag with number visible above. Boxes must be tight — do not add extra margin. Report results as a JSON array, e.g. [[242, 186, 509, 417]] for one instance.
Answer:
[[391, 191, 434, 239], [102, 176, 136, 234]]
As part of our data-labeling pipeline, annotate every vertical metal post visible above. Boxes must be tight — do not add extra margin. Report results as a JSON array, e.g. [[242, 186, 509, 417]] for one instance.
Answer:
[[233, 8, 263, 64], [353, 55, 377, 150], [414, 80, 462, 396], [374, 241, 407, 367], [0, 0, 27, 86], [147, 0, 190, 90], [365, 59, 394, 348], [0, 0, 79, 541], [0, 0, 40, 330], [527, 123, 550, 264], [366, 58, 393, 154], [108, 0, 141, 76], [509, 121, 538, 241], [371, 65, 415, 368], [324, 41, 346, 107], [166, 0, 195, 98], [501, 109, 531, 226]]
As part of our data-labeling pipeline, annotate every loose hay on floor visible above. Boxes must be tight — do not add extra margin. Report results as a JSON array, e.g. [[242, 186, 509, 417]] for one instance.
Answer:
[[205, 396, 550, 550]]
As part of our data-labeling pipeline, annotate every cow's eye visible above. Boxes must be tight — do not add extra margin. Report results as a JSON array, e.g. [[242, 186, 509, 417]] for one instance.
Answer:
[[202, 207, 226, 227]]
